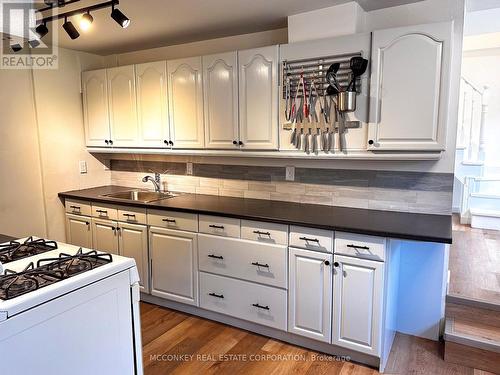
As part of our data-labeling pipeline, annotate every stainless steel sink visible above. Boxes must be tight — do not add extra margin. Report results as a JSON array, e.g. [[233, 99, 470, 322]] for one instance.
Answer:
[[102, 190, 179, 203]]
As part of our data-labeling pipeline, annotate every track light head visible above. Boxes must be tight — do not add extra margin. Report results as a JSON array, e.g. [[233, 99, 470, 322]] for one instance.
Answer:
[[111, 6, 130, 28], [63, 17, 80, 39], [79, 11, 93, 31], [35, 22, 49, 38], [11, 43, 23, 53]]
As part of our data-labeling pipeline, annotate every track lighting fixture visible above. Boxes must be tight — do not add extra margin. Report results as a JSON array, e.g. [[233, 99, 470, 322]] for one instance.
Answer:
[[37, 1, 129, 42], [79, 11, 94, 31], [62, 16, 80, 39], [11, 43, 23, 53], [110, 5, 130, 28], [35, 22, 49, 38]]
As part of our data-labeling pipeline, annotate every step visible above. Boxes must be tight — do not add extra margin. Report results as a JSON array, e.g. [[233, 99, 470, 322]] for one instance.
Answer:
[[444, 317, 500, 373], [470, 194, 500, 211], [475, 178, 500, 195], [446, 301, 500, 328], [471, 209, 500, 230]]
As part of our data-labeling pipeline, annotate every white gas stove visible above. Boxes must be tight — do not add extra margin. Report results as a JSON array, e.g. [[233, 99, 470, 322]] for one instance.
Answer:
[[0, 237, 144, 375]]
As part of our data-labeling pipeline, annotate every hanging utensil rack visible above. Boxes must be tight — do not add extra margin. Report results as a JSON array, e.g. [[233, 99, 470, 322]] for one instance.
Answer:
[[282, 51, 363, 99]]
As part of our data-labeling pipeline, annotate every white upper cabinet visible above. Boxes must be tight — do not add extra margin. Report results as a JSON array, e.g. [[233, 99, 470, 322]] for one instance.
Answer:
[[82, 69, 111, 147], [107, 65, 139, 147], [167, 57, 205, 148], [135, 61, 170, 147], [368, 22, 453, 151], [238, 46, 279, 150], [203, 52, 239, 149], [332, 255, 384, 356]]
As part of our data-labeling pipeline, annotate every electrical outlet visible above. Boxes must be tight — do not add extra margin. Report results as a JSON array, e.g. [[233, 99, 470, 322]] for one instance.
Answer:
[[79, 161, 87, 174], [186, 162, 193, 175], [285, 166, 295, 181]]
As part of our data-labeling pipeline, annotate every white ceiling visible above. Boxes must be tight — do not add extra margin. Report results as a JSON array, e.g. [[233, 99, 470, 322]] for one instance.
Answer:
[[36, 0, 422, 55]]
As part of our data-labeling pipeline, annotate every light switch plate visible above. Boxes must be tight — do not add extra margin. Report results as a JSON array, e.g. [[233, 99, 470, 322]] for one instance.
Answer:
[[285, 166, 295, 181], [79, 161, 87, 174], [186, 162, 193, 175]]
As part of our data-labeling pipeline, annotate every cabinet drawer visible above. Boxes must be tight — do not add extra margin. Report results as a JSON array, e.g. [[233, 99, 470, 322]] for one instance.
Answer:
[[147, 209, 198, 232], [199, 215, 240, 238], [198, 234, 287, 288], [91, 203, 118, 220], [289, 226, 333, 253], [65, 199, 91, 216], [241, 220, 288, 245], [199, 272, 287, 331], [335, 232, 386, 261], [118, 206, 147, 224]]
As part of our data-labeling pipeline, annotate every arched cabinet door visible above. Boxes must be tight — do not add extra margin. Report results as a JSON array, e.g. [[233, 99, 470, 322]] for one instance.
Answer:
[[82, 69, 111, 147], [203, 52, 239, 149], [167, 57, 205, 149], [107, 65, 139, 147], [238, 46, 279, 150], [135, 61, 170, 148], [368, 22, 452, 151]]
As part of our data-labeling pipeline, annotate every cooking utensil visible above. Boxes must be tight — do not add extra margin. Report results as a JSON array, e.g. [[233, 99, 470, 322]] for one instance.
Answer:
[[314, 128, 322, 153], [290, 126, 297, 145], [338, 91, 356, 112], [299, 128, 306, 151], [347, 57, 368, 92], [284, 72, 292, 121]]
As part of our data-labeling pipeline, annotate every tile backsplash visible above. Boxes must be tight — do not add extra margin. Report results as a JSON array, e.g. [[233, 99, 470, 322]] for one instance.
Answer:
[[110, 160, 453, 215]]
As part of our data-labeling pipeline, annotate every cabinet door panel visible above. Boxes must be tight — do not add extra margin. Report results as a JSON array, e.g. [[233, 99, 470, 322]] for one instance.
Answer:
[[136, 61, 169, 147], [91, 218, 119, 255], [167, 57, 205, 148], [333, 255, 384, 356], [118, 222, 149, 293], [238, 46, 279, 150], [150, 227, 198, 305], [369, 22, 452, 151], [65, 214, 92, 248], [203, 52, 239, 149], [82, 69, 110, 147], [107, 65, 138, 147], [288, 247, 332, 343]]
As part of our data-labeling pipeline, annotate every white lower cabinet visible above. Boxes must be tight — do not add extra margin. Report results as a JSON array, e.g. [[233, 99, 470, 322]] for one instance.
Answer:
[[332, 254, 384, 356], [91, 217, 149, 292], [118, 222, 149, 292], [91, 218, 119, 255], [199, 272, 287, 330], [65, 214, 92, 248], [288, 247, 333, 343], [149, 227, 199, 306]]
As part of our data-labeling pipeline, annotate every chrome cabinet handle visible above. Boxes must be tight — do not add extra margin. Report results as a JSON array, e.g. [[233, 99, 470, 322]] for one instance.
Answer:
[[70, 205, 81, 210], [123, 213, 136, 218], [162, 218, 176, 223], [253, 230, 271, 236], [96, 209, 107, 214]]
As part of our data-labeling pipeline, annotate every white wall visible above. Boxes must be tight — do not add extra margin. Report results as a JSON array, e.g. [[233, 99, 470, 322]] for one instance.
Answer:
[[0, 47, 110, 240], [32, 48, 112, 241]]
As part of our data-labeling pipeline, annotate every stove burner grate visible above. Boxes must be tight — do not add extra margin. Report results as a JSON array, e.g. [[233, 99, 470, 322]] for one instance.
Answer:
[[0, 236, 58, 264]]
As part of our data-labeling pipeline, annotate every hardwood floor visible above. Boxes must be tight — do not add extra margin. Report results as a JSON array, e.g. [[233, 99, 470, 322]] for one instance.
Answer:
[[140, 216, 499, 375], [140, 302, 494, 375], [450, 215, 500, 305]]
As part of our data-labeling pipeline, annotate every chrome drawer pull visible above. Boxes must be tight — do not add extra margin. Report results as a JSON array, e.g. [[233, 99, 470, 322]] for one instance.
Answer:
[[162, 218, 176, 223], [70, 205, 81, 210], [123, 213, 136, 218], [299, 236, 319, 243], [253, 230, 271, 236], [251, 262, 269, 268], [96, 209, 108, 214], [209, 292, 224, 299], [252, 303, 269, 310], [208, 254, 224, 260], [346, 244, 370, 250], [209, 224, 224, 229]]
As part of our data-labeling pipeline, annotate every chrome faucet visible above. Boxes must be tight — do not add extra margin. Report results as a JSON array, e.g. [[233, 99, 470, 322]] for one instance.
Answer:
[[142, 173, 161, 192]]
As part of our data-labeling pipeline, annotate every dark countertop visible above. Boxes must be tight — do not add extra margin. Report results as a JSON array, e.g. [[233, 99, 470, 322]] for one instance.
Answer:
[[59, 185, 452, 244], [0, 233, 16, 243]]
